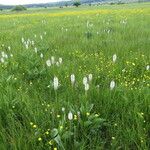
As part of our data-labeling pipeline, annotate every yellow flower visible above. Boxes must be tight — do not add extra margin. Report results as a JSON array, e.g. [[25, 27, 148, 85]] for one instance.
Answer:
[[38, 137, 42, 141], [114, 123, 117, 126], [95, 114, 99, 117], [33, 125, 37, 128], [141, 139, 143, 143], [86, 112, 90, 116], [48, 140, 53, 145], [45, 131, 49, 135], [57, 115, 60, 118], [74, 115, 77, 120]]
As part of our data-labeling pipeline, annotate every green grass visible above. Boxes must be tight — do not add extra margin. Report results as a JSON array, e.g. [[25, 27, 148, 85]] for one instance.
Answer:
[[0, 3, 150, 150]]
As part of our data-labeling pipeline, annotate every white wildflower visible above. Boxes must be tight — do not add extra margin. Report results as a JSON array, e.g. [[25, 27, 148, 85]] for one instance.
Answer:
[[31, 41, 34, 46], [96, 85, 100, 88], [34, 47, 38, 53], [113, 54, 117, 62], [70, 74, 75, 85], [146, 65, 149, 71], [83, 77, 88, 85], [53, 76, 59, 90], [10, 54, 13, 57], [68, 111, 73, 120], [56, 62, 60, 67], [77, 111, 80, 117], [25, 44, 28, 49], [0, 58, 4, 63], [110, 80, 115, 90], [40, 35, 43, 40], [58, 58, 62, 64], [122, 69, 125, 73], [40, 53, 43, 58], [51, 56, 55, 64], [4, 54, 8, 59], [84, 83, 89, 91], [27, 39, 30, 43], [46, 59, 51, 67], [62, 107, 65, 112], [1, 52, 5, 57], [87, 20, 89, 28], [21, 37, 24, 43], [8, 46, 11, 51], [88, 74, 93, 82]]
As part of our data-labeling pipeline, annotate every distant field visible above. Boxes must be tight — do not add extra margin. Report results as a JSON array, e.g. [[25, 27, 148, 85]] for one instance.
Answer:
[[0, 2, 150, 150], [0, 2, 150, 14]]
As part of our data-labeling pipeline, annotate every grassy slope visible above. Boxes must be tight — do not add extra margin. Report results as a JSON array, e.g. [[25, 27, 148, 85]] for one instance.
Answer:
[[0, 2, 150, 150]]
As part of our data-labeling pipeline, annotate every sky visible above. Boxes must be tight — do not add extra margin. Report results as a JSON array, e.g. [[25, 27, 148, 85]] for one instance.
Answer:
[[0, 0, 66, 5]]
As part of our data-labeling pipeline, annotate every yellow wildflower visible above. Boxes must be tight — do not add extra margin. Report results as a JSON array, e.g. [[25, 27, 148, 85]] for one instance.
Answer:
[[38, 137, 42, 141], [45, 131, 49, 135], [86, 112, 90, 116], [33, 125, 37, 128], [74, 115, 77, 120], [57, 115, 60, 118]]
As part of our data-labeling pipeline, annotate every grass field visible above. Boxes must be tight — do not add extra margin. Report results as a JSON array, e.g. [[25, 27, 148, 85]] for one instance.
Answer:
[[0, 2, 150, 150]]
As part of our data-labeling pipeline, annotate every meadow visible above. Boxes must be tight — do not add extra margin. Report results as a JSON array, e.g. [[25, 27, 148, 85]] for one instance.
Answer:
[[0, 2, 150, 150]]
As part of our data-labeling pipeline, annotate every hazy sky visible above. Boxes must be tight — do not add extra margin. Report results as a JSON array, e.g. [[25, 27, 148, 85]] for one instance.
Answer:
[[0, 0, 67, 5]]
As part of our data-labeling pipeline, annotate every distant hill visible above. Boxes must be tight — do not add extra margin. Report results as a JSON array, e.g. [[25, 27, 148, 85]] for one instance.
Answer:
[[0, 4, 13, 9], [0, 0, 149, 10]]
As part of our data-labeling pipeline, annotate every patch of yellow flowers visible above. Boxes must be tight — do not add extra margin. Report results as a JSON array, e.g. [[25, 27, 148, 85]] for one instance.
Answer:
[[0, 8, 149, 19]]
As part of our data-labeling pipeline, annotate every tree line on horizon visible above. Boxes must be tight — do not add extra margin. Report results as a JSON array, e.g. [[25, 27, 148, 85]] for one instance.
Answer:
[[0, 0, 149, 11]]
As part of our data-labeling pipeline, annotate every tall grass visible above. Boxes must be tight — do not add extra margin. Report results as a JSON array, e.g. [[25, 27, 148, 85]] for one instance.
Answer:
[[0, 3, 150, 150]]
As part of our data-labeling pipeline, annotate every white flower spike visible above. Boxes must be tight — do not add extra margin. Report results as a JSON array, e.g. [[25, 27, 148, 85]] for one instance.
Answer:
[[46, 59, 51, 67], [146, 65, 149, 71], [83, 77, 88, 85], [51, 56, 55, 64], [34, 47, 38, 53], [53, 76, 59, 90], [88, 74, 93, 82], [113, 54, 117, 63], [68, 111, 73, 120], [59, 58, 62, 64], [110, 80, 115, 90], [40, 53, 43, 58], [70, 74, 75, 85], [85, 83, 89, 91]]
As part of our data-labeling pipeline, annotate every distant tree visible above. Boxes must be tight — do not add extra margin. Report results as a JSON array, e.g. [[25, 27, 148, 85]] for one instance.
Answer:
[[117, 0, 125, 5], [110, 2, 115, 5], [12, 5, 27, 11], [138, 0, 144, 2], [65, 3, 68, 7], [0, 8, 3, 11], [73, 1, 81, 7]]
